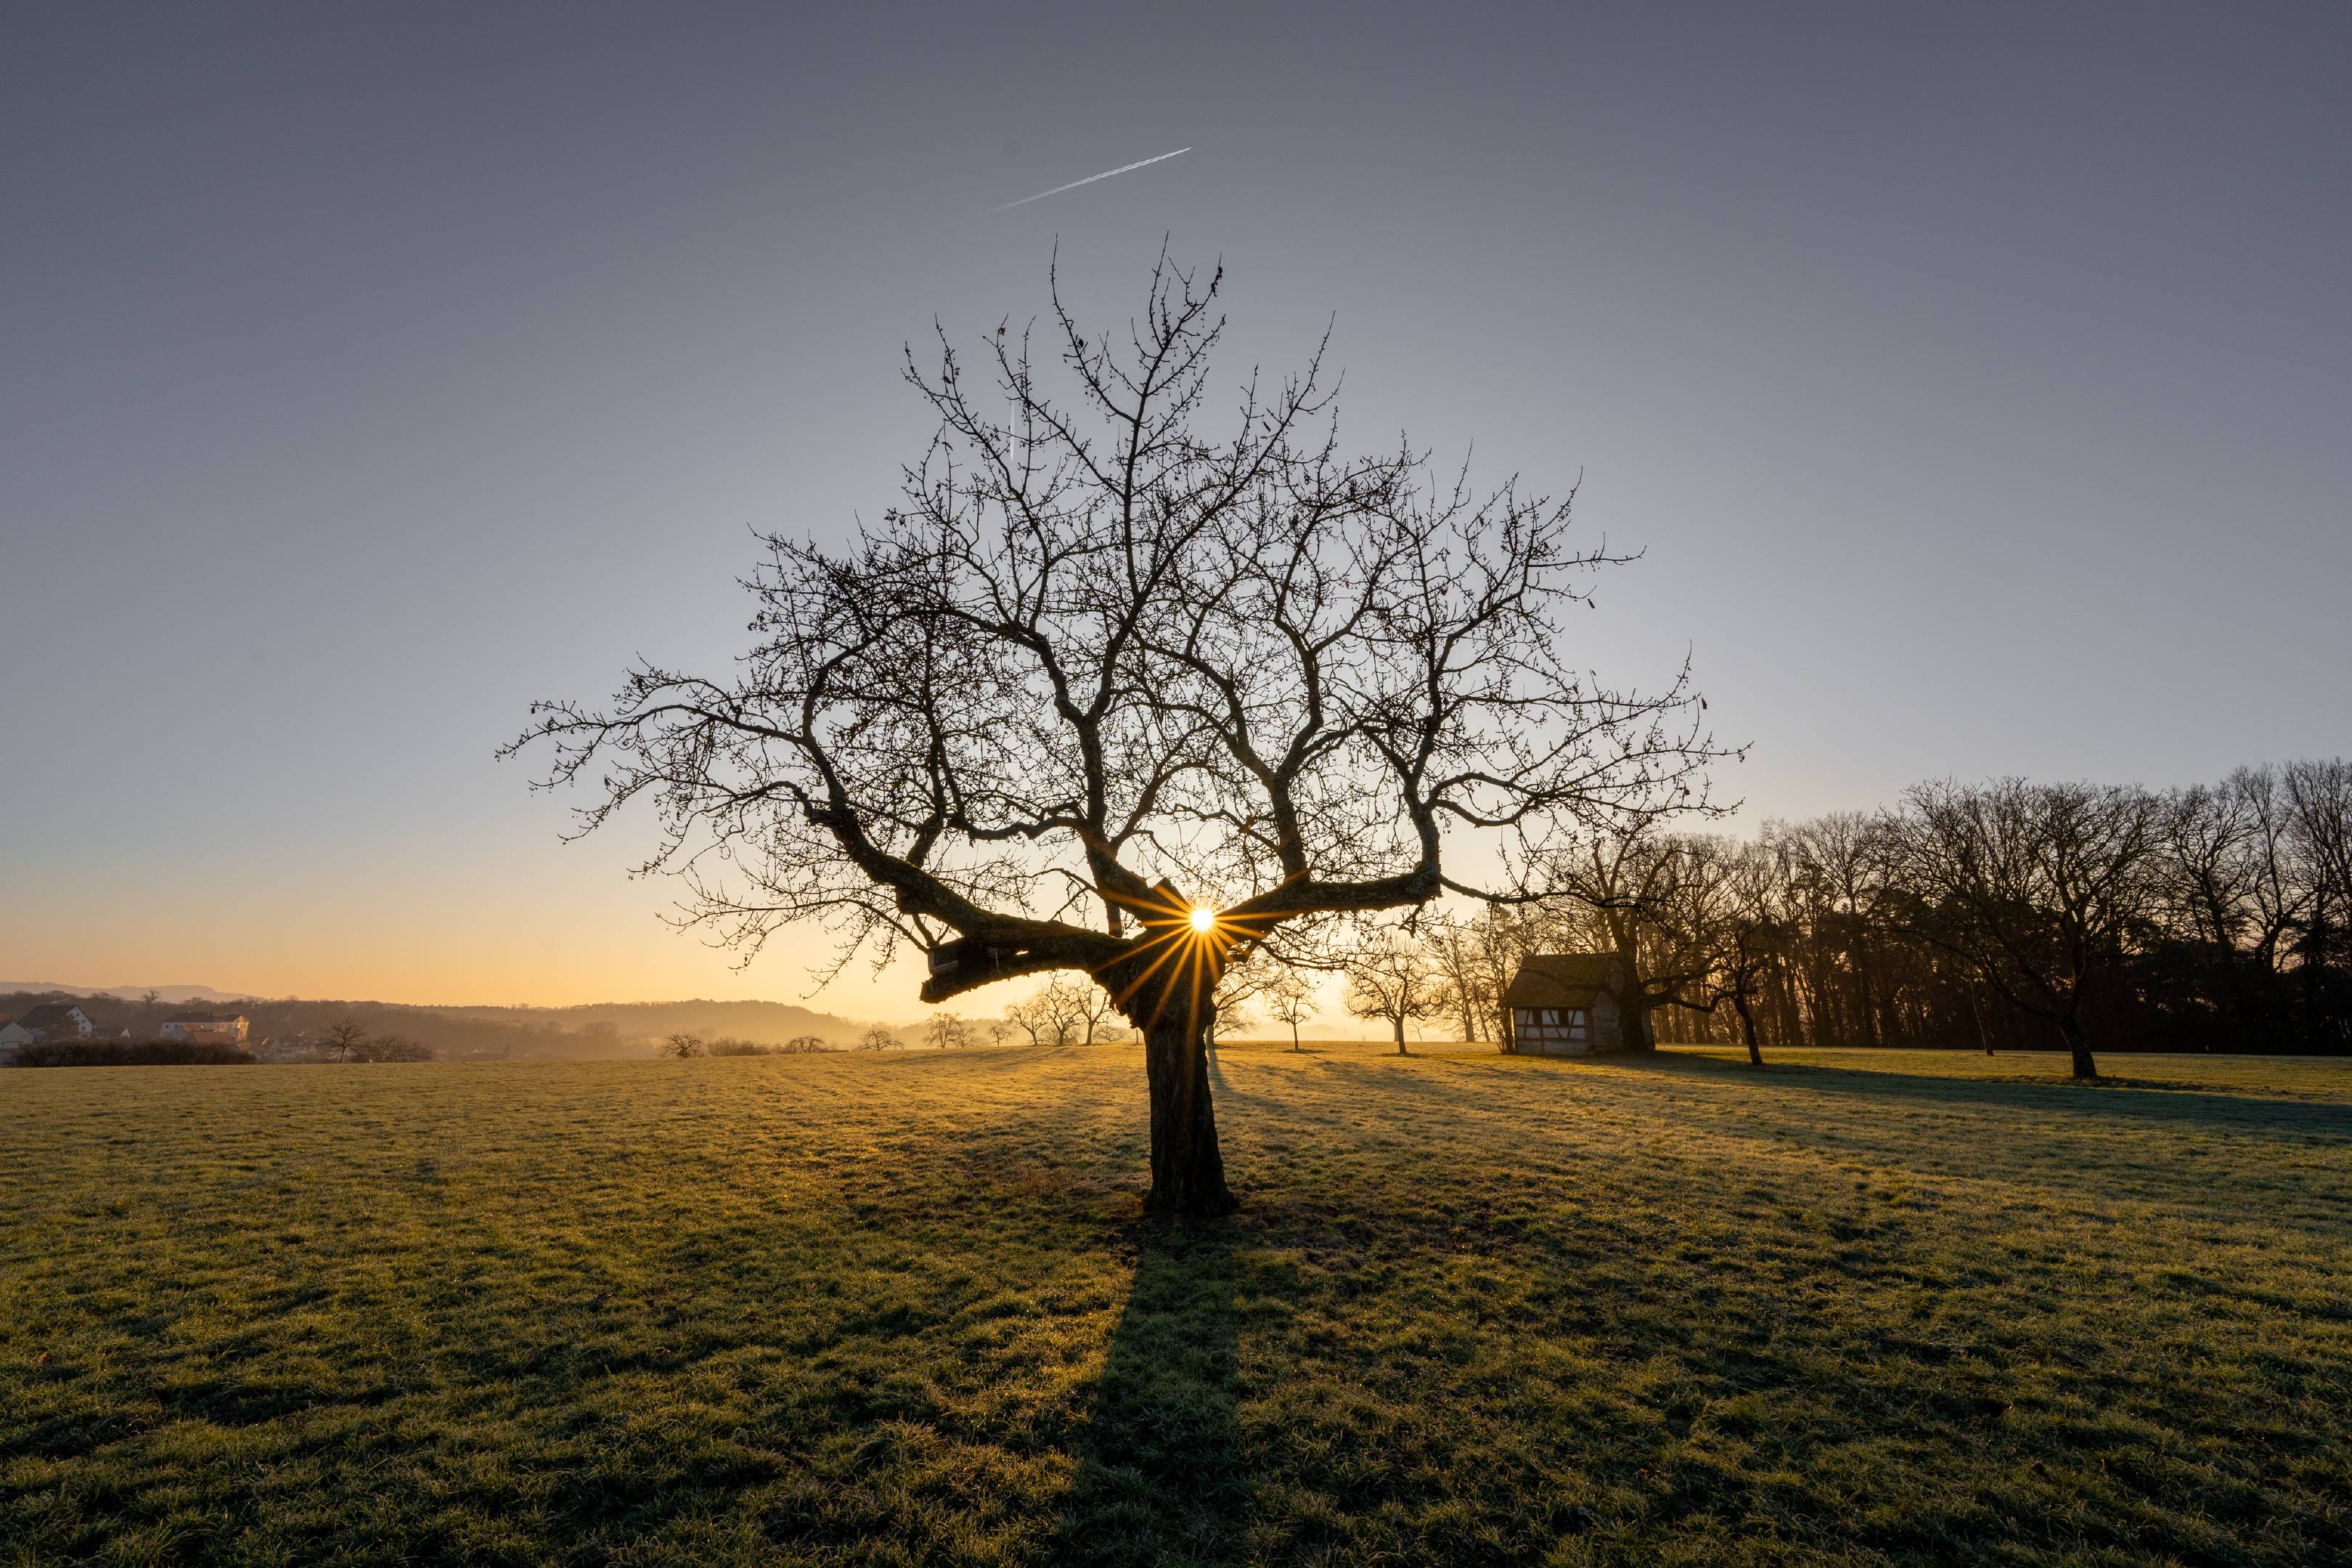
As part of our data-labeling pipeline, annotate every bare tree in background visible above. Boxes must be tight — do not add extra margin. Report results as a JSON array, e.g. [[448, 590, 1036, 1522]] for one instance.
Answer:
[[858, 1025, 897, 1052], [1207, 949, 1275, 1048], [322, 1017, 371, 1063], [1424, 914, 1493, 1044], [1343, 931, 1447, 1054], [1882, 779, 2162, 1080], [1262, 965, 1316, 1052], [2284, 759, 2352, 1047], [922, 1013, 973, 1050], [1005, 979, 1090, 1047], [1707, 838, 1790, 1066], [1780, 813, 1897, 1050], [354, 1033, 436, 1063], [513, 252, 1719, 1214], [661, 1032, 705, 1058], [1069, 980, 1122, 1045]]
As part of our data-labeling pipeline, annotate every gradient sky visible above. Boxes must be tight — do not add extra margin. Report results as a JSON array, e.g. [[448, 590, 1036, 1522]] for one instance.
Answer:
[[5, 4, 2347, 1017]]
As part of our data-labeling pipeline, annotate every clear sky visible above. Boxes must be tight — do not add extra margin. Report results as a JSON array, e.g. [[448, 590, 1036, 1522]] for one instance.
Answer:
[[5, 4, 2346, 1016]]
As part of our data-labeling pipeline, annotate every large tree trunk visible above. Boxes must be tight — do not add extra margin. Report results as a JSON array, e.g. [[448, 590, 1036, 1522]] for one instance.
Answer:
[[1140, 1016, 1237, 1217], [1734, 992, 1763, 1067], [2058, 1013, 2098, 1081], [1393, 1016, 1409, 1055]]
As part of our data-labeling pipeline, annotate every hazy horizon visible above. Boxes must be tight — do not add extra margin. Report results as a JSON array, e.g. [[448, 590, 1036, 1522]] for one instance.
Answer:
[[7, 4, 2347, 1013]]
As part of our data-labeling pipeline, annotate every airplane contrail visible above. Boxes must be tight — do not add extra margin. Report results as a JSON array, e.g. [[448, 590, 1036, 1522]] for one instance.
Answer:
[[987, 147, 1192, 213]]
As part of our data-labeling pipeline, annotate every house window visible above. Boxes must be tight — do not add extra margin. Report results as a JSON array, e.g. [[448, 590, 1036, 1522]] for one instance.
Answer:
[[1566, 1008, 1588, 1040]]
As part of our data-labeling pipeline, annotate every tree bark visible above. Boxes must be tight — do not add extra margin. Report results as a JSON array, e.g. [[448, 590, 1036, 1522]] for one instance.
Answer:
[[1140, 1016, 1237, 1217], [1393, 1016, 1409, 1055], [2058, 1013, 2098, 1081]]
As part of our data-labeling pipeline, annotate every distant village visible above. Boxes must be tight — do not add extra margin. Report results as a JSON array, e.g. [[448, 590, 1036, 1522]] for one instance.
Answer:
[[0, 1003, 346, 1063]]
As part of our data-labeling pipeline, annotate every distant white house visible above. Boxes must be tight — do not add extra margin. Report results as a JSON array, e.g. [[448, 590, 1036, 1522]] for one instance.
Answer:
[[1, 1003, 98, 1061], [160, 1010, 250, 1044], [10, 1003, 97, 1040]]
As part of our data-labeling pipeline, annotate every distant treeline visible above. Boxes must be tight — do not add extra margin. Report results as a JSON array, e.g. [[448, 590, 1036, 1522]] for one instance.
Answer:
[[1429, 759, 2351, 1057], [0, 993, 883, 1062]]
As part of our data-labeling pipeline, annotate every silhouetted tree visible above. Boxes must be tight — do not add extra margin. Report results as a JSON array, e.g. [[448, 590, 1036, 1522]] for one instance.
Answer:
[[1262, 965, 1316, 1053], [1882, 779, 2162, 1079], [923, 1012, 973, 1050], [1343, 931, 1447, 1054], [354, 1033, 436, 1063], [322, 1017, 371, 1063], [513, 252, 1718, 1214]]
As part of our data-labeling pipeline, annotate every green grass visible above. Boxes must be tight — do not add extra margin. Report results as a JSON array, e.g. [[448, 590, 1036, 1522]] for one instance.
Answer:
[[4, 1045, 2349, 1566]]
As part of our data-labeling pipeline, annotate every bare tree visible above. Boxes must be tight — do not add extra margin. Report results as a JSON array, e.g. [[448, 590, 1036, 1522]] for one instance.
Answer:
[[354, 1033, 436, 1063], [513, 252, 1719, 1214], [2284, 759, 2352, 1047], [1882, 779, 2162, 1079], [1424, 914, 1493, 1044], [322, 1017, 371, 1063], [1002, 992, 1055, 1047], [1262, 965, 1316, 1052], [1005, 984, 1082, 1048], [1706, 838, 1789, 1066], [661, 1031, 704, 1058], [1066, 977, 1122, 1045], [1004, 976, 1104, 1046], [858, 1024, 898, 1052], [1343, 931, 1447, 1054], [923, 1012, 976, 1050], [1206, 949, 1274, 1048], [1779, 812, 1897, 1050]]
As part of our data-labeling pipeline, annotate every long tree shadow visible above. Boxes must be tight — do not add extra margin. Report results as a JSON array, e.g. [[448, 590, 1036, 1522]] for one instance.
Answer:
[[1052, 1224, 1248, 1567], [1609, 1050, 2352, 1138]]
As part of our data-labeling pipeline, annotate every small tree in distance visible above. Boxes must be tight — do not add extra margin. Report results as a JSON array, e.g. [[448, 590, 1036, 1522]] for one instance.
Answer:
[[1343, 932, 1447, 1055], [1262, 966, 1316, 1053], [660, 1032, 704, 1058], [322, 1017, 371, 1063], [858, 1024, 898, 1051], [354, 1033, 436, 1063], [1005, 978, 1088, 1046]]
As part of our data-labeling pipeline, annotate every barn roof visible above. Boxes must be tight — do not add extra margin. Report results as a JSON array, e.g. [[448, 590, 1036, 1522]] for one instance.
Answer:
[[15, 1003, 89, 1029], [1503, 954, 1628, 1006]]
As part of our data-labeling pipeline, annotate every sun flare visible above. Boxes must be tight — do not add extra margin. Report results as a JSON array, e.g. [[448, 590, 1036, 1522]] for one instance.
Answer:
[[1189, 905, 1217, 933]]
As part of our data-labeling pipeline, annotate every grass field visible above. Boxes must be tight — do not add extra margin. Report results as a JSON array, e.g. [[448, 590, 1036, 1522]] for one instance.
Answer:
[[4, 1045, 2349, 1566]]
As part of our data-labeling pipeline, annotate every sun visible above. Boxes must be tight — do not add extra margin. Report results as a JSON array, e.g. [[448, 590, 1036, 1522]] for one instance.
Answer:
[[1189, 905, 1217, 934]]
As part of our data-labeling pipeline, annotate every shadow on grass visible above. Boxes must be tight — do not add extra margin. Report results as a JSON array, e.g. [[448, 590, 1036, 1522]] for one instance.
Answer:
[[1613, 1050, 2352, 1138], [1053, 1224, 1248, 1567]]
